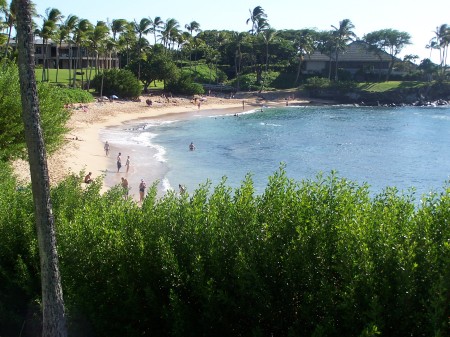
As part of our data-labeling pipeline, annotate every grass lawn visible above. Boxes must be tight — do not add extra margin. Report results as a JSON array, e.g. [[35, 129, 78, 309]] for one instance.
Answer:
[[357, 81, 426, 92], [35, 68, 165, 92]]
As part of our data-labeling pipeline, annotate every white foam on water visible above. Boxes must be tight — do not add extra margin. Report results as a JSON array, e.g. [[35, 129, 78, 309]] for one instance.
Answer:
[[162, 177, 174, 193]]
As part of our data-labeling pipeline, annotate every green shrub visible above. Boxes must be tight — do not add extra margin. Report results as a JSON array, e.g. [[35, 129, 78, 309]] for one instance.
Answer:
[[0, 162, 39, 335], [0, 61, 70, 161], [51, 86, 94, 104], [91, 68, 141, 99], [1, 168, 449, 337], [166, 73, 204, 95], [304, 76, 332, 90]]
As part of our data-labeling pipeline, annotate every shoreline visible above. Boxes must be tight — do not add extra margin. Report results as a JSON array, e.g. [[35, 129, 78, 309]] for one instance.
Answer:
[[13, 93, 304, 198]]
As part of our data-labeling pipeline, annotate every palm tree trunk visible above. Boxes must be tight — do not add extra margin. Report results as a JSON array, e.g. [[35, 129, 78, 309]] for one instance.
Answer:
[[334, 49, 339, 81], [68, 42, 73, 86], [15, 1, 68, 336], [56, 42, 61, 83], [294, 56, 303, 85]]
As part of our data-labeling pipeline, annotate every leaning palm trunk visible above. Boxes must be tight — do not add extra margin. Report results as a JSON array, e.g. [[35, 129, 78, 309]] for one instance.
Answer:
[[15, 1, 68, 336], [294, 56, 303, 86]]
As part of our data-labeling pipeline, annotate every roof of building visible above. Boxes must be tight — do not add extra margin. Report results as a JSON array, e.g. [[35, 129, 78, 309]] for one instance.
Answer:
[[306, 40, 394, 62]]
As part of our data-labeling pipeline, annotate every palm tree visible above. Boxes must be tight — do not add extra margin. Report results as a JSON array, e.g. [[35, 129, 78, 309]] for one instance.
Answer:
[[87, 20, 109, 85], [432, 24, 450, 75], [118, 21, 136, 66], [330, 18, 356, 81], [161, 18, 180, 50], [111, 18, 127, 41], [293, 29, 316, 85], [15, 1, 67, 336], [185, 20, 201, 37], [149, 16, 163, 45], [231, 31, 248, 90], [40, 8, 64, 81], [1, 0, 20, 59], [72, 18, 93, 87], [134, 17, 151, 79], [261, 28, 276, 72], [56, 14, 78, 83], [246, 6, 267, 35], [109, 19, 127, 68]]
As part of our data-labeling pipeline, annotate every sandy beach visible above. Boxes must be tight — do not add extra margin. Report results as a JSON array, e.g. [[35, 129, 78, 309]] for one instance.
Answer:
[[13, 91, 309, 199]]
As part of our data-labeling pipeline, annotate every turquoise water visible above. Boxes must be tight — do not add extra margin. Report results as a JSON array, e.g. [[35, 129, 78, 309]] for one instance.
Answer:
[[103, 105, 450, 198]]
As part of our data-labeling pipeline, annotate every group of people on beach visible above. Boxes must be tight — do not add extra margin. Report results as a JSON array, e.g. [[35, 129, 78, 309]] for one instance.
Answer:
[[116, 152, 130, 173], [97, 140, 196, 203], [102, 141, 146, 202]]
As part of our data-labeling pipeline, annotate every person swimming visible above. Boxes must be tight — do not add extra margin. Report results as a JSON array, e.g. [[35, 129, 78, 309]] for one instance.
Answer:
[[189, 142, 196, 151]]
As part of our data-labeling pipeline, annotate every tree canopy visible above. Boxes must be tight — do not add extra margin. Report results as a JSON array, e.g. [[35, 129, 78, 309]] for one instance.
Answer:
[[0, 61, 70, 161]]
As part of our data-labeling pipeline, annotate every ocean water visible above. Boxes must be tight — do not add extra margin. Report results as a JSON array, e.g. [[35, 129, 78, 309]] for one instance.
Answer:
[[101, 105, 450, 199]]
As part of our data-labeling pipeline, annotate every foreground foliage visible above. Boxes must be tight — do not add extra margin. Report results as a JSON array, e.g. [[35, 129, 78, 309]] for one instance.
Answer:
[[0, 166, 449, 337]]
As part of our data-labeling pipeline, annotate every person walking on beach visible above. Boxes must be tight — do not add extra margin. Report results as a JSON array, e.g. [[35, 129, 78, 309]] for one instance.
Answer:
[[139, 179, 146, 202], [125, 156, 130, 173], [117, 152, 122, 172], [104, 141, 110, 156], [121, 177, 129, 199]]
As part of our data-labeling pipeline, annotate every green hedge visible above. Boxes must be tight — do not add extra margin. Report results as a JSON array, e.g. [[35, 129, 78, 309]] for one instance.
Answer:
[[0, 167, 449, 337]]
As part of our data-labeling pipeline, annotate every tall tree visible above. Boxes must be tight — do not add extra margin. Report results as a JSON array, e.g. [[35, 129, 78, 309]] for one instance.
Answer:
[[230, 31, 249, 90], [1, 0, 20, 59], [427, 24, 450, 76], [37, 7, 63, 81], [56, 14, 78, 83], [161, 18, 180, 50], [246, 6, 267, 35], [72, 18, 93, 87], [185, 20, 201, 38], [111, 18, 127, 41], [109, 19, 127, 68], [134, 17, 151, 79], [261, 28, 276, 72], [331, 18, 356, 81], [15, 0, 67, 336], [363, 28, 411, 81], [149, 16, 163, 45], [293, 29, 317, 85]]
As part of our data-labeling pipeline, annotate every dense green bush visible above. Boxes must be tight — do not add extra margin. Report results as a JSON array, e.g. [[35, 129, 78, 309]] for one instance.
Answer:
[[0, 61, 70, 161], [91, 68, 141, 99], [0, 162, 39, 335], [0, 167, 449, 337], [166, 73, 204, 95], [51, 86, 94, 104]]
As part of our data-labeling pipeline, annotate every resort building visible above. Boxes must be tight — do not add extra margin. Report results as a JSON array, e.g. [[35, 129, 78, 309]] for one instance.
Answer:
[[10, 38, 119, 69], [302, 41, 412, 79]]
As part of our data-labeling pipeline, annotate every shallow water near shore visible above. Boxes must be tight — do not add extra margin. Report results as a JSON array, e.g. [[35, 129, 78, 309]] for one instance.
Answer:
[[101, 105, 450, 200]]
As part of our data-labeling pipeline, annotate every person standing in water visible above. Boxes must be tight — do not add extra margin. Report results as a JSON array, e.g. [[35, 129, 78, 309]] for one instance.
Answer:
[[125, 156, 130, 173], [121, 177, 129, 199], [139, 179, 146, 202], [104, 141, 110, 156], [189, 142, 196, 151], [117, 152, 122, 172]]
